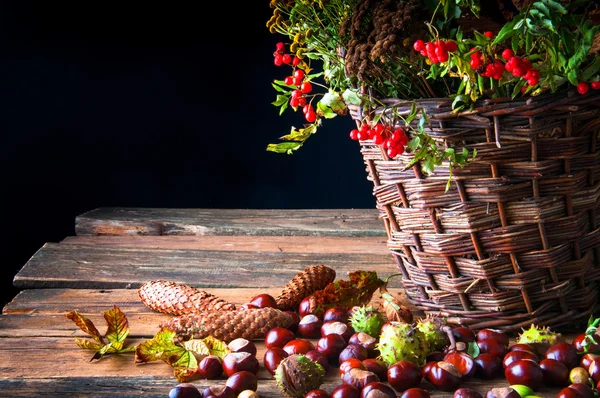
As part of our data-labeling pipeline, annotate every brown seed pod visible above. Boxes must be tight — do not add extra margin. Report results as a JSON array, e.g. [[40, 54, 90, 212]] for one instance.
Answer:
[[138, 280, 236, 315], [379, 282, 413, 324], [275, 265, 336, 311], [160, 307, 295, 343]]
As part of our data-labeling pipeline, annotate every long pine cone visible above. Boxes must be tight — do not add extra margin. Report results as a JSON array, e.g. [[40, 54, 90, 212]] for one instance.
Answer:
[[275, 265, 336, 311], [160, 308, 294, 342], [138, 280, 236, 315]]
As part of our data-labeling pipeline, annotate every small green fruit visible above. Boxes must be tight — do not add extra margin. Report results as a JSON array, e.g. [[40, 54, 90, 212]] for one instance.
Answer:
[[349, 306, 385, 338], [510, 384, 534, 397]]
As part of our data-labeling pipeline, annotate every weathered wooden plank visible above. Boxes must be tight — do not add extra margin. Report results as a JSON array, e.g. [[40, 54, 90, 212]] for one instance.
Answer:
[[60, 235, 390, 255], [1, 288, 413, 338], [75, 207, 386, 237], [13, 243, 400, 290]]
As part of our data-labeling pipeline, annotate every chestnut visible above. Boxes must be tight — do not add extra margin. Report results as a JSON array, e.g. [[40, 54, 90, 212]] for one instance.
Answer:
[[202, 385, 236, 398], [168, 383, 202, 398], [477, 329, 509, 347], [264, 327, 296, 349], [249, 293, 277, 308], [283, 339, 316, 356], [387, 360, 423, 392], [539, 358, 569, 386], [298, 296, 314, 317], [306, 389, 330, 398], [589, 357, 600, 384], [360, 381, 396, 398], [362, 358, 388, 381], [443, 351, 476, 379], [572, 333, 600, 353], [477, 338, 508, 359], [568, 383, 595, 398], [339, 343, 368, 364], [474, 353, 503, 380], [239, 303, 259, 310], [197, 355, 223, 379], [427, 361, 462, 391], [331, 383, 360, 398], [316, 334, 346, 361], [400, 388, 431, 398], [422, 361, 436, 379], [263, 347, 288, 375], [221, 352, 259, 377], [305, 349, 331, 373], [227, 338, 257, 357], [504, 359, 543, 390], [509, 343, 537, 354], [569, 366, 590, 385], [324, 307, 349, 323], [454, 387, 484, 398], [238, 391, 259, 398], [557, 387, 584, 398], [545, 343, 580, 370], [342, 367, 380, 390], [426, 351, 445, 362], [339, 358, 367, 376], [321, 320, 354, 342], [348, 332, 378, 356], [225, 370, 257, 395], [580, 353, 599, 369], [452, 327, 476, 343], [485, 387, 520, 398], [298, 314, 324, 339], [502, 350, 538, 369]]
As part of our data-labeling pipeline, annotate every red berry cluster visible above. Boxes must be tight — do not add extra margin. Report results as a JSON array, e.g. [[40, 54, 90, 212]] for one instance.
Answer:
[[273, 42, 317, 123], [349, 123, 409, 159], [413, 39, 457, 64], [578, 81, 600, 95], [273, 42, 300, 67]]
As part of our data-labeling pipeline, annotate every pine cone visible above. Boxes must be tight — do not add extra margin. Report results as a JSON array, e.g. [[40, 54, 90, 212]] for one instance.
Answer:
[[138, 280, 236, 315], [160, 308, 294, 342], [275, 265, 336, 311]]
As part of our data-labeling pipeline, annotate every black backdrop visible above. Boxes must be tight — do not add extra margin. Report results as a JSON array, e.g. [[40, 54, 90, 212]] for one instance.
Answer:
[[0, 2, 375, 305]]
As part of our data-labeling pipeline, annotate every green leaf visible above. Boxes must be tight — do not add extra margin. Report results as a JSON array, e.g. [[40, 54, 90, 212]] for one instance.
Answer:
[[514, 18, 525, 30], [342, 89, 362, 106], [279, 124, 317, 142], [467, 341, 481, 358], [272, 94, 288, 107], [583, 56, 600, 81], [533, 2, 551, 17], [75, 338, 103, 351], [104, 306, 129, 345], [271, 82, 288, 93], [567, 69, 579, 86], [135, 329, 185, 364], [492, 18, 517, 45], [182, 339, 211, 359], [266, 142, 304, 154], [201, 336, 231, 359], [422, 157, 435, 174], [542, 0, 567, 14]]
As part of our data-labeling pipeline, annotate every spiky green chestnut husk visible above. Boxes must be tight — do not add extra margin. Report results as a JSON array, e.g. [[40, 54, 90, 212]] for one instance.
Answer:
[[516, 324, 565, 356], [376, 321, 429, 366], [349, 306, 385, 338], [416, 315, 449, 352], [275, 354, 325, 397]]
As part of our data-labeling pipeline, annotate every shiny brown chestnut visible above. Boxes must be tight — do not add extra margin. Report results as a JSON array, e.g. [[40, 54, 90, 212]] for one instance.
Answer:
[[485, 387, 520, 398], [282, 338, 316, 356], [360, 381, 396, 398], [338, 343, 368, 364], [454, 387, 484, 398], [316, 333, 347, 361], [221, 352, 259, 377], [197, 355, 223, 379], [264, 327, 295, 349], [362, 358, 387, 381], [248, 293, 277, 308], [330, 383, 360, 398], [339, 358, 367, 376], [427, 361, 462, 391], [348, 332, 378, 356], [323, 307, 349, 323], [225, 370, 258, 395], [227, 338, 257, 357], [305, 349, 331, 373], [387, 360, 423, 392], [202, 385, 236, 398], [263, 347, 288, 375], [444, 351, 476, 379], [452, 327, 476, 343], [477, 338, 509, 359], [474, 353, 503, 380], [477, 329, 509, 347], [321, 320, 354, 342], [502, 350, 538, 369], [342, 367, 380, 391], [545, 343, 580, 370], [298, 314, 323, 339], [400, 388, 431, 398], [539, 358, 570, 387], [504, 359, 543, 390], [306, 389, 330, 398]]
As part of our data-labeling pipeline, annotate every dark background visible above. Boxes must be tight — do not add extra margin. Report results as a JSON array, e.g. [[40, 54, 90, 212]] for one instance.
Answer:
[[0, 2, 375, 306]]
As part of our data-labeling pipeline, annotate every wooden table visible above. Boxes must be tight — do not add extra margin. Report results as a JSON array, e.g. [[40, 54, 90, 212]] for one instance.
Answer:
[[0, 208, 569, 397]]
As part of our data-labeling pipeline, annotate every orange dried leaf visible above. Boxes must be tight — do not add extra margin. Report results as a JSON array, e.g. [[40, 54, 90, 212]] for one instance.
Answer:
[[104, 305, 130, 345], [66, 311, 105, 344]]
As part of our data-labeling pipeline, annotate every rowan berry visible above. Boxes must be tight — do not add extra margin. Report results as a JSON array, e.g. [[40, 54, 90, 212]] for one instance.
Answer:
[[413, 40, 425, 52], [577, 82, 590, 95], [501, 49, 514, 61], [591, 81, 600, 90], [282, 54, 292, 64], [484, 31, 494, 39]]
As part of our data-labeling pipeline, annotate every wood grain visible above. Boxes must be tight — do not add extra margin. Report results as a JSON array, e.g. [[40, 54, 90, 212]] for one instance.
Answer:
[[13, 242, 400, 290], [75, 207, 386, 237]]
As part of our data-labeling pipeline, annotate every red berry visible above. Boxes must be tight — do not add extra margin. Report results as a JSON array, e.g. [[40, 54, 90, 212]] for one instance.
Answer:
[[502, 49, 514, 60], [292, 76, 303, 86], [291, 89, 302, 98], [578, 82, 590, 95], [284, 76, 294, 86], [282, 54, 292, 64], [292, 56, 300, 67], [527, 77, 539, 86], [445, 41, 457, 52], [305, 110, 316, 123], [591, 81, 600, 90], [484, 31, 494, 39], [387, 147, 398, 158], [512, 67, 524, 77], [413, 40, 425, 52], [293, 69, 305, 79], [349, 129, 359, 140], [274, 55, 283, 66], [373, 134, 384, 145], [289, 97, 299, 107], [297, 96, 306, 106], [300, 81, 312, 94], [275, 42, 285, 52]]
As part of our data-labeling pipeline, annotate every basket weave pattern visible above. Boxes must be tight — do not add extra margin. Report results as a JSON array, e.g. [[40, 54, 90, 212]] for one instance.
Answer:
[[350, 90, 600, 332]]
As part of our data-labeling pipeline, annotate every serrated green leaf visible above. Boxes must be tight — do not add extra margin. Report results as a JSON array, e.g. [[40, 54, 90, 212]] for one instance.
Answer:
[[104, 306, 129, 345], [182, 339, 210, 359], [201, 336, 231, 359], [75, 338, 103, 351], [171, 351, 199, 383], [135, 329, 184, 364]]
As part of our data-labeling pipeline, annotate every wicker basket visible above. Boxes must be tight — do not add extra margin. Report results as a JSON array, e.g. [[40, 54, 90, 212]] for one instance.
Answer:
[[349, 89, 600, 332]]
